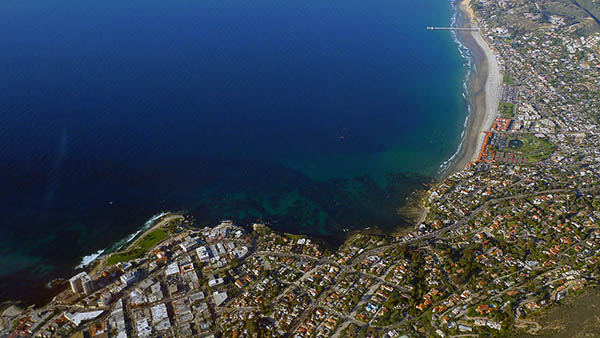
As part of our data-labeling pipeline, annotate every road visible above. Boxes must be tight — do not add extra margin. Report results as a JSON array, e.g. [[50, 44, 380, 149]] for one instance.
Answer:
[[250, 185, 599, 335]]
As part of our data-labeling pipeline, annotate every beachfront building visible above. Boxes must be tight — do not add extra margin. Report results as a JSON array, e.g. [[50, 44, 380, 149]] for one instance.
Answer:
[[69, 272, 93, 295]]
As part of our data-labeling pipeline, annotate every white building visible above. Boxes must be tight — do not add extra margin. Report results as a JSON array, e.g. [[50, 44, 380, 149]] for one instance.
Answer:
[[69, 272, 93, 295], [213, 291, 228, 306], [120, 271, 138, 286], [196, 246, 210, 261], [179, 237, 199, 252], [64, 310, 104, 326], [165, 262, 179, 276]]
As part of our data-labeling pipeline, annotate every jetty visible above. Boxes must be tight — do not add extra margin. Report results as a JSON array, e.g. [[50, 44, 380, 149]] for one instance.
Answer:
[[427, 26, 479, 31]]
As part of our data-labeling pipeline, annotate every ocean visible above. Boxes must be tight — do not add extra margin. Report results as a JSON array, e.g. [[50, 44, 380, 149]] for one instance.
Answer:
[[0, 0, 468, 303]]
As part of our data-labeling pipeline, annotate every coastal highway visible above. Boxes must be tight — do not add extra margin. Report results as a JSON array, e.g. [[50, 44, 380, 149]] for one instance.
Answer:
[[350, 185, 600, 266]]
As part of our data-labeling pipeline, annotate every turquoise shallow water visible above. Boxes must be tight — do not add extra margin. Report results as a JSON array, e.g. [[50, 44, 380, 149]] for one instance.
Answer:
[[0, 0, 468, 303]]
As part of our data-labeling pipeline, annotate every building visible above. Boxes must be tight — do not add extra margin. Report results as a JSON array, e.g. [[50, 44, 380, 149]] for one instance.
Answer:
[[90, 321, 108, 337], [233, 246, 249, 259], [100, 293, 112, 307], [208, 278, 224, 288], [151, 303, 171, 332], [70, 272, 93, 295], [213, 291, 228, 306], [83, 277, 93, 295], [179, 237, 199, 252], [120, 270, 140, 286], [63, 311, 104, 326], [165, 262, 180, 276], [196, 246, 210, 262]]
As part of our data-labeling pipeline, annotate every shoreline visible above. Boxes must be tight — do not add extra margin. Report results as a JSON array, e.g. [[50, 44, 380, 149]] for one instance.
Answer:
[[444, 0, 501, 177], [75, 213, 171, 269], [88, 213, 184, 276], [0, 1, 499, 310], [0, 213, 185, 310]]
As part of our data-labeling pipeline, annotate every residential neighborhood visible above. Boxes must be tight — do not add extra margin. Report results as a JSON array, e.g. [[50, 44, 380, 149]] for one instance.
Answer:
[[3, 0, 600, 337]]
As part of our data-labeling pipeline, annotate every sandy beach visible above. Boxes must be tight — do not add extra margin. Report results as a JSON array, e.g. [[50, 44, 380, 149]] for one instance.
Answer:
[[445, 0, 502, 176]]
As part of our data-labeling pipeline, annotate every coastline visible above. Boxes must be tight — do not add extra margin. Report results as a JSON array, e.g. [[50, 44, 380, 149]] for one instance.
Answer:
[[88, 213, 184, 276], [444, 0, 501, 177], [0, 1, 496, 310]]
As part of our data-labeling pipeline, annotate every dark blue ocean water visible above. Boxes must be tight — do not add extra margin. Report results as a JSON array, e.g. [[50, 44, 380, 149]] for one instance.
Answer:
[[0, 0, 467, 302]]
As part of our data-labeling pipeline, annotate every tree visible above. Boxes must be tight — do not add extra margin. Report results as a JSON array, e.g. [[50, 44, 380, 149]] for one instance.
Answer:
[[245, 319, 257, 333]]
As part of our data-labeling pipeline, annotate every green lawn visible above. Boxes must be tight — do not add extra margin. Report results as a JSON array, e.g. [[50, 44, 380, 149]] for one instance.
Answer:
[[138, 228, 169, 251], [498, 102, 515, 118], [106, 228, 169, 265], [503, 74, 515, 86], [506, 134, 555, 162]]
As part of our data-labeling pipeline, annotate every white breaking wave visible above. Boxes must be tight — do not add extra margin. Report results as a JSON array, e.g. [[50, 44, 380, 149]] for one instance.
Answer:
[[126, 230, 142, 243], [74, 212, 169, 269], [439, 137, 465, 171], [144, 212, 169, 228], [124, 212, 169, 244], [438, 0, 476, 175], [76, 249, 105, 269]]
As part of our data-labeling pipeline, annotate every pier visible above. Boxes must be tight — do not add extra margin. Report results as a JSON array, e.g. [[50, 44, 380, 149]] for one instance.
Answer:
[[427, 26, 479, 31]]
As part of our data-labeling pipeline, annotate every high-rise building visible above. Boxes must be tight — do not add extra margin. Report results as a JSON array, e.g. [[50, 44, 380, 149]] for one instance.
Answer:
[[82, 274, 93, 295], [69, 272, 93, 295]]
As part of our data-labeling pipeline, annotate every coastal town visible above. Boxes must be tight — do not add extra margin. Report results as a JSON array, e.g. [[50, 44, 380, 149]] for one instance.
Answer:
[[2, 0, 600, 337]]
